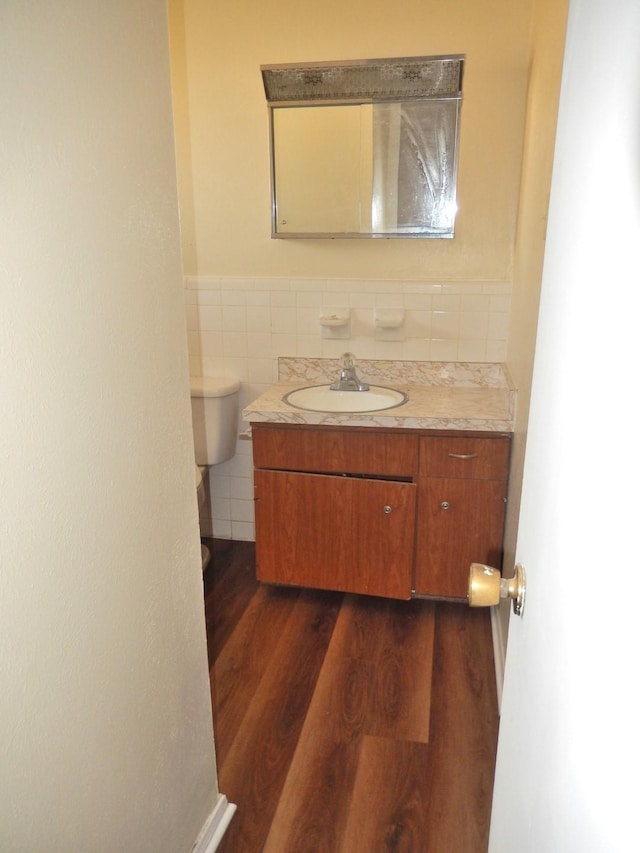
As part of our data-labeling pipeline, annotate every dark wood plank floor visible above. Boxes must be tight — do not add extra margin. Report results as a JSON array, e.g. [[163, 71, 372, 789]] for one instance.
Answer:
[[203, 538, 499, 852]]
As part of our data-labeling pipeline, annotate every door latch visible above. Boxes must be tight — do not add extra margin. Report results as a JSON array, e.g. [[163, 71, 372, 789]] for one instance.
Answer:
[[468, 562, 526, 616]]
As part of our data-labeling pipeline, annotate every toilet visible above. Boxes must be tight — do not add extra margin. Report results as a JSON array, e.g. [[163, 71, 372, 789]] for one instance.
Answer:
[[190, 375, 241, 570]]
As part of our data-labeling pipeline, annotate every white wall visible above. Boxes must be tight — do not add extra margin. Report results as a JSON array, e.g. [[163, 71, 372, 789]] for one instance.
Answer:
[[0, 3, 221, 850]]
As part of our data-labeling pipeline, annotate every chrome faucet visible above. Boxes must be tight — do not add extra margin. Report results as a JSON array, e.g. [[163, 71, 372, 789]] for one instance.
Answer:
[[330, 352, 370, 391]]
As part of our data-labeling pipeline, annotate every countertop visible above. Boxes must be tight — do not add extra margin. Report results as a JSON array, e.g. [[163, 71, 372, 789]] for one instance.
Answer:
[[242, 358, 516, 433]]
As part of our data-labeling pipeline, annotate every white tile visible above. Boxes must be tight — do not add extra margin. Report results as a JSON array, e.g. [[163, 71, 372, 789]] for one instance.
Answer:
[[482, 282, 512, 295], [211, 496, 231, 520], [403, 292, 432, 310], [212, 518, 232, 538], [189, 275, 221, 290], [222, 331, 247, 357], [350, 308, 373, 337], [209, 474, 230, 498], [348, 291, 376, 308], [295, 278, 327, 292], [220, 289, 247, 306], [401, 338, 431, 359], [198, 305, 223, 330], [199, 331, 224, 357], [490, 294, 512, 313], [230, 520, 255, 541], [458, 340, 488, 361], [442, 281, 481, 295], [245, 290, 270, 307], [404, 310, 431, 337], [230, 452, 254, 478], [220, 277, 255, 290], [374, 292, 403, 308], [246, 306, 270, 332], [270, 290, 297, 307], [402, 281, 443, 295], [488, 312, 510, 340], [486, 339, 508, 361], [194, 290, 222, 305], [431, 311, 460, 339], [295, 307, 320, 334], [459, 312, 489, 340], [218, 356, 249, 382], [230, 498, 255, 523], [271, 333, 297, 355], [222, 305, 246, 331], [229, 476, 254, 501], [246, 358, 274, 383], [296, 290, 322, 307], [430, 339, 459, 360], [271, 306, 297, 333], [373, 340, 404, 359], [460, 293, 490, 312], [433, 294, 461, 312], [246, 333, 272, 358], [296, 335, 322, 357]]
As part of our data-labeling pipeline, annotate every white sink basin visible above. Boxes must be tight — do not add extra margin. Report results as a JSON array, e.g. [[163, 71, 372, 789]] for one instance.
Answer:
[[283, 384, 408, 413]]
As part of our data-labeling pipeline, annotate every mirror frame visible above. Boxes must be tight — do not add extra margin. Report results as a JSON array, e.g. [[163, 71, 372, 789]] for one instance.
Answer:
[[261, 55, 464, 240]]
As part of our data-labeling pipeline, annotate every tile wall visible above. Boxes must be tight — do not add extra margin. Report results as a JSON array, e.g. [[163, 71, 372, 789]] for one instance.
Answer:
[[185, 275, 512, 540]]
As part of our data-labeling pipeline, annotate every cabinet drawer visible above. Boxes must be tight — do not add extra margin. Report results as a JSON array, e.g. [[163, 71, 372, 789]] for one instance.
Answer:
[[253, 425, 419, 479], [420, 436, 510, 480]]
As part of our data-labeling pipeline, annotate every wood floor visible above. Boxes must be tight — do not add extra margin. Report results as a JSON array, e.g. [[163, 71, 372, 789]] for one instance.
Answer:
[[203, 538, 499, 853]]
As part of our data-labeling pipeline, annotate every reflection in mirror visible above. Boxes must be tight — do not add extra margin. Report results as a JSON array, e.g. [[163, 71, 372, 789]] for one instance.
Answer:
[[262, 56, 464, 239]]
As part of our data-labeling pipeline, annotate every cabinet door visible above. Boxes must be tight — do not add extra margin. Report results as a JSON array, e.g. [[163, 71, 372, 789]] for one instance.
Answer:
[[254, 469, 416, 600], [414, 477, 507, 599]]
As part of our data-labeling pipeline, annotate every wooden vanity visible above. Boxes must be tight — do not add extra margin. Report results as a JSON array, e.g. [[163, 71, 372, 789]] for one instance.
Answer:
[[244, 358, 515, 603], [251, 423, 510, 602]]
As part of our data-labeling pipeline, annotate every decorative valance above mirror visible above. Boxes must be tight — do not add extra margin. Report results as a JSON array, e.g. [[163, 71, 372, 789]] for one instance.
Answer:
[[261, 55, 464, 239]]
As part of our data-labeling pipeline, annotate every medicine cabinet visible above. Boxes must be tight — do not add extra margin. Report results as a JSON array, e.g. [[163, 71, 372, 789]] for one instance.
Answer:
[[261, 55, 464, 239]]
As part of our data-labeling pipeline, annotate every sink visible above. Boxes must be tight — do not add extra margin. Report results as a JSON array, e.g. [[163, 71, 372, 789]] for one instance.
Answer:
[[283, 384, 408, 413]]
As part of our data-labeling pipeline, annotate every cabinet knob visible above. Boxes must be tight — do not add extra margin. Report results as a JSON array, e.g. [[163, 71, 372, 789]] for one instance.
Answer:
[[383, 505, 393, 514], [440, 501, 450, 510]]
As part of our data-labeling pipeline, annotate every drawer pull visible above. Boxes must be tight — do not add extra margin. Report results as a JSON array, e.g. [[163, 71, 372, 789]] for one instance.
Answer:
[[447, 452, 478, 460], [383, 505, 393, 514], [440, 501, 450, 511]]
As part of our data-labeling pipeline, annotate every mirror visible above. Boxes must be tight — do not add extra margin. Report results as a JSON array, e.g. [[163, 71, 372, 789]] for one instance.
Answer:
[[262, 55, 464, 239]]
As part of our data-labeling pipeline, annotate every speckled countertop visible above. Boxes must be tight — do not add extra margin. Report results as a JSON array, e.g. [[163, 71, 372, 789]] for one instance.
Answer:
[[243, 358, 516, 433]]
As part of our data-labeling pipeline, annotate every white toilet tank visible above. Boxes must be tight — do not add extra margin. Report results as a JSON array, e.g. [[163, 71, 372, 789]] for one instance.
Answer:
[[190, 375, 240, 465]]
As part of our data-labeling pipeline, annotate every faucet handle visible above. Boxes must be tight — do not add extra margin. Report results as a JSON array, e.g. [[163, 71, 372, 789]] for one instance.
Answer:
[[341, 352, 356, 368]]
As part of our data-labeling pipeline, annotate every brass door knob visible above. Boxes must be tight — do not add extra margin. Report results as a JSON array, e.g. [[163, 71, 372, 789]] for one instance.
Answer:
[[468, 562, 526, 616]]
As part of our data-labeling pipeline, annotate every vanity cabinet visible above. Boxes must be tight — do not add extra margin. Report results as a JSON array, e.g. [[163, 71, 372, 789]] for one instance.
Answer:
[[251, 424, 510, 602], [252, 425, 418, 599]]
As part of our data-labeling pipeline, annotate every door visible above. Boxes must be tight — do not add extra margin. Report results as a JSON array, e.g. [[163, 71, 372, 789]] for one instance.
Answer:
[[489, 1, 640, 849], [254, 469, 416, 599]]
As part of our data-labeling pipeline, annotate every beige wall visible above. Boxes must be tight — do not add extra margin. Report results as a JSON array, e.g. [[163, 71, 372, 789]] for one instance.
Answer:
[[170, 1, 568, 547], [171, 0, 533, 281], [499, 0, 569, 642], [1, 3, 222, 850]]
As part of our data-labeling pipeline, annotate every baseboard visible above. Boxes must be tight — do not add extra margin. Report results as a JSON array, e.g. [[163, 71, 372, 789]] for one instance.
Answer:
[[490, 606, 507, 714], [192, 794, 237, 853]]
